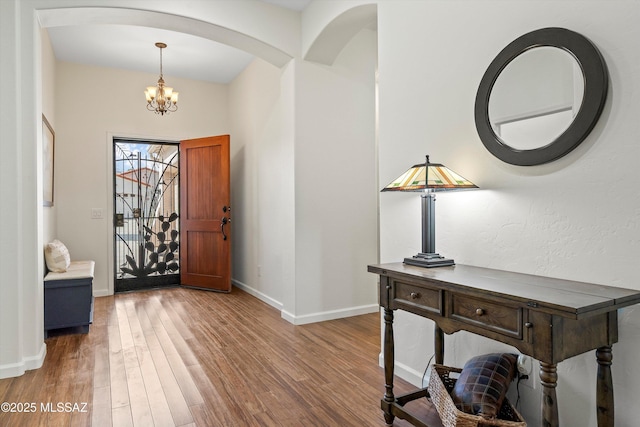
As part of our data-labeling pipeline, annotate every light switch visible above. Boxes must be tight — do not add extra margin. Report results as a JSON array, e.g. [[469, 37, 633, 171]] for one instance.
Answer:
[[91, 208, 104, 219]]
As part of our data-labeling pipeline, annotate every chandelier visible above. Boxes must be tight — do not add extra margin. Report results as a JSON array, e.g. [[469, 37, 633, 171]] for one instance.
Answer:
[[145, 42, 179, 115]]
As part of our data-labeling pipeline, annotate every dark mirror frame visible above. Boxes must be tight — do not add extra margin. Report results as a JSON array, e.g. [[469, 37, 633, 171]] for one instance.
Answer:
[[475, 27, 608, 166]]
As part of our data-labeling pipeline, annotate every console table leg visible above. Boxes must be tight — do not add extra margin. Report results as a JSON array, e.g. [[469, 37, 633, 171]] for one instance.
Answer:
[[596, 346, 614, 427], [434, 325, 444, 365], [540, 362, 559, 427], [383, 308, 395, 425]]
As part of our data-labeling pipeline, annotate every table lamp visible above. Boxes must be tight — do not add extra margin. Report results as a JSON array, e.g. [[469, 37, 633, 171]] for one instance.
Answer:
[[382, 155, 477, 267]]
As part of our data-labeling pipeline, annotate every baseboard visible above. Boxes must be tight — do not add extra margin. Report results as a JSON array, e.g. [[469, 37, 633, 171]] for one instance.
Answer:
[[281, 304, 379, 325], [231, 279, 283, 311], [378, 352, 427, 388], [231, 280, 378, 325], [93, 289, 110, 297], [0, 342, 47, 379]]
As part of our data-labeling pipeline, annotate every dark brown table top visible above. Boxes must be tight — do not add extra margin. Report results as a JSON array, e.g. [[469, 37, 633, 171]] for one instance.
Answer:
[[369, 262, 640, 318]]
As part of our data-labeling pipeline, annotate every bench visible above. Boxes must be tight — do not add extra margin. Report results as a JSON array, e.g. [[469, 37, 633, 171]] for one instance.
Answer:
[[44, 259, 95, 338]]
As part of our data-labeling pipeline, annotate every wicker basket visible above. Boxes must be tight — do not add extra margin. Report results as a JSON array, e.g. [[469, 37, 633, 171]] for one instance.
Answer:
[[427, 364, 527, 427]]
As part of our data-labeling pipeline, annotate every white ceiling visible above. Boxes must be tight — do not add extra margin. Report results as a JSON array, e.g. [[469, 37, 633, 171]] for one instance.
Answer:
[[260, 0, 311, 11], [46, 0, 312, 84]]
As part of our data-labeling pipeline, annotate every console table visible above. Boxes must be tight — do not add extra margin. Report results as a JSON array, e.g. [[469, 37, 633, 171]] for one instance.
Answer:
[[368, 262, 640, 427]]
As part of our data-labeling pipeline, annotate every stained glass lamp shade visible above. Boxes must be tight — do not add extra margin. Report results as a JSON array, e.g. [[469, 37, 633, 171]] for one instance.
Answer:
[[382, 155, 477, 267]]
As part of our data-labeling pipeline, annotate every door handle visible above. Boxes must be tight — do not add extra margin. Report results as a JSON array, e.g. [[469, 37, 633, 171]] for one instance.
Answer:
[[221, 216, 231, 240]]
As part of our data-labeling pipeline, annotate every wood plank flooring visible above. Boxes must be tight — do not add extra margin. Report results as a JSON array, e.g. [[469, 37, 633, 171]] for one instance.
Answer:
[[0, 287, 440, 426]]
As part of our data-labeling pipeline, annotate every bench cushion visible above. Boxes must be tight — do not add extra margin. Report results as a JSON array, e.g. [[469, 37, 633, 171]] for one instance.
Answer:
[[44, 260, 95, 281]]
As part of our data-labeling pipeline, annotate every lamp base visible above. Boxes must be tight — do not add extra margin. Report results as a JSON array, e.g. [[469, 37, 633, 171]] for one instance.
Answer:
[[403, 252, 455, 268]]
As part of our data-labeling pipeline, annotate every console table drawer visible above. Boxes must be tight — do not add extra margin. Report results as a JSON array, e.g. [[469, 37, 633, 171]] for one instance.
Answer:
[[393, 280, 442, 315], [450, 293, 522, 339]]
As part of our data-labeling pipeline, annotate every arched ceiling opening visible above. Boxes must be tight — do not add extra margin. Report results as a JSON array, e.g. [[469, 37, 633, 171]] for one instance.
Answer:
[[37, 7, 293, 83], [303, 4, 377, 66]]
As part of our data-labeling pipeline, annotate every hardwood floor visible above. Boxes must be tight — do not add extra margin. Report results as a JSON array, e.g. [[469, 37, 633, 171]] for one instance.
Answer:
[[0, 287, 440, 426]]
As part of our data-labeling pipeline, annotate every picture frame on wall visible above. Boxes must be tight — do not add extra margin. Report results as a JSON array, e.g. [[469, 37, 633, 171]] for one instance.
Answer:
[[42, 114, 55, 207]]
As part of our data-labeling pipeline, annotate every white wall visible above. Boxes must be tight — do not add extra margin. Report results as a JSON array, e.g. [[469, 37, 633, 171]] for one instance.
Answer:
[[228, 27, 379, 324], [55, 62, 229, 296], [377, 1, 640, 426], [228, 57, 296, 308], [292, 28, 379, 322], [0, 0, 46, 379], [42, 28, 57, 245]]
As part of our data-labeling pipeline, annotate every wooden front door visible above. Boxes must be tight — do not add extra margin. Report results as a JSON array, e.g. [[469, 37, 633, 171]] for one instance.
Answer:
[[179, 135, 231, 292]]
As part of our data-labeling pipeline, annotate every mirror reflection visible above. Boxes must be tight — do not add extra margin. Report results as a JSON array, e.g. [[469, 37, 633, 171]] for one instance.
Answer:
[[488, 47, 584, 150]]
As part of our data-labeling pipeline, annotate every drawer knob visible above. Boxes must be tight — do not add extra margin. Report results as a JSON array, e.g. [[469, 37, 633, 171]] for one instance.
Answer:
[[475, 308, 485, 316], [410, 292, 420, 300], [525, 322, 533, 329]]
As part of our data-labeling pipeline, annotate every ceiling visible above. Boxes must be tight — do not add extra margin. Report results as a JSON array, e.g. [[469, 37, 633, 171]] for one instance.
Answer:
[[46, 0, 312, 84], [260, 0, 311, 11]]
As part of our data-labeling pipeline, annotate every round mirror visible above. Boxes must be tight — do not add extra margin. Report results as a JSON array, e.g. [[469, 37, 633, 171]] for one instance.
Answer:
[[475, 28, 608, 166], [489, 47, 584, 150]]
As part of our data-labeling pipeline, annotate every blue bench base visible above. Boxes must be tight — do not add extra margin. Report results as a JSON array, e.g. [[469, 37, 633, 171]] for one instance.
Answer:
[[44, 276, 93, 338]]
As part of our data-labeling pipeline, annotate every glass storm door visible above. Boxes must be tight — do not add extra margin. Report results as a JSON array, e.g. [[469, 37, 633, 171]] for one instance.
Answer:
[[113, 140, 180, 292]]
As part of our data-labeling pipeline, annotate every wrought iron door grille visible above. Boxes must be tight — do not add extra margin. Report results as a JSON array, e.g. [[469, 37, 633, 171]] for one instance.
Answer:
[[113, 140, 179, 292]]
